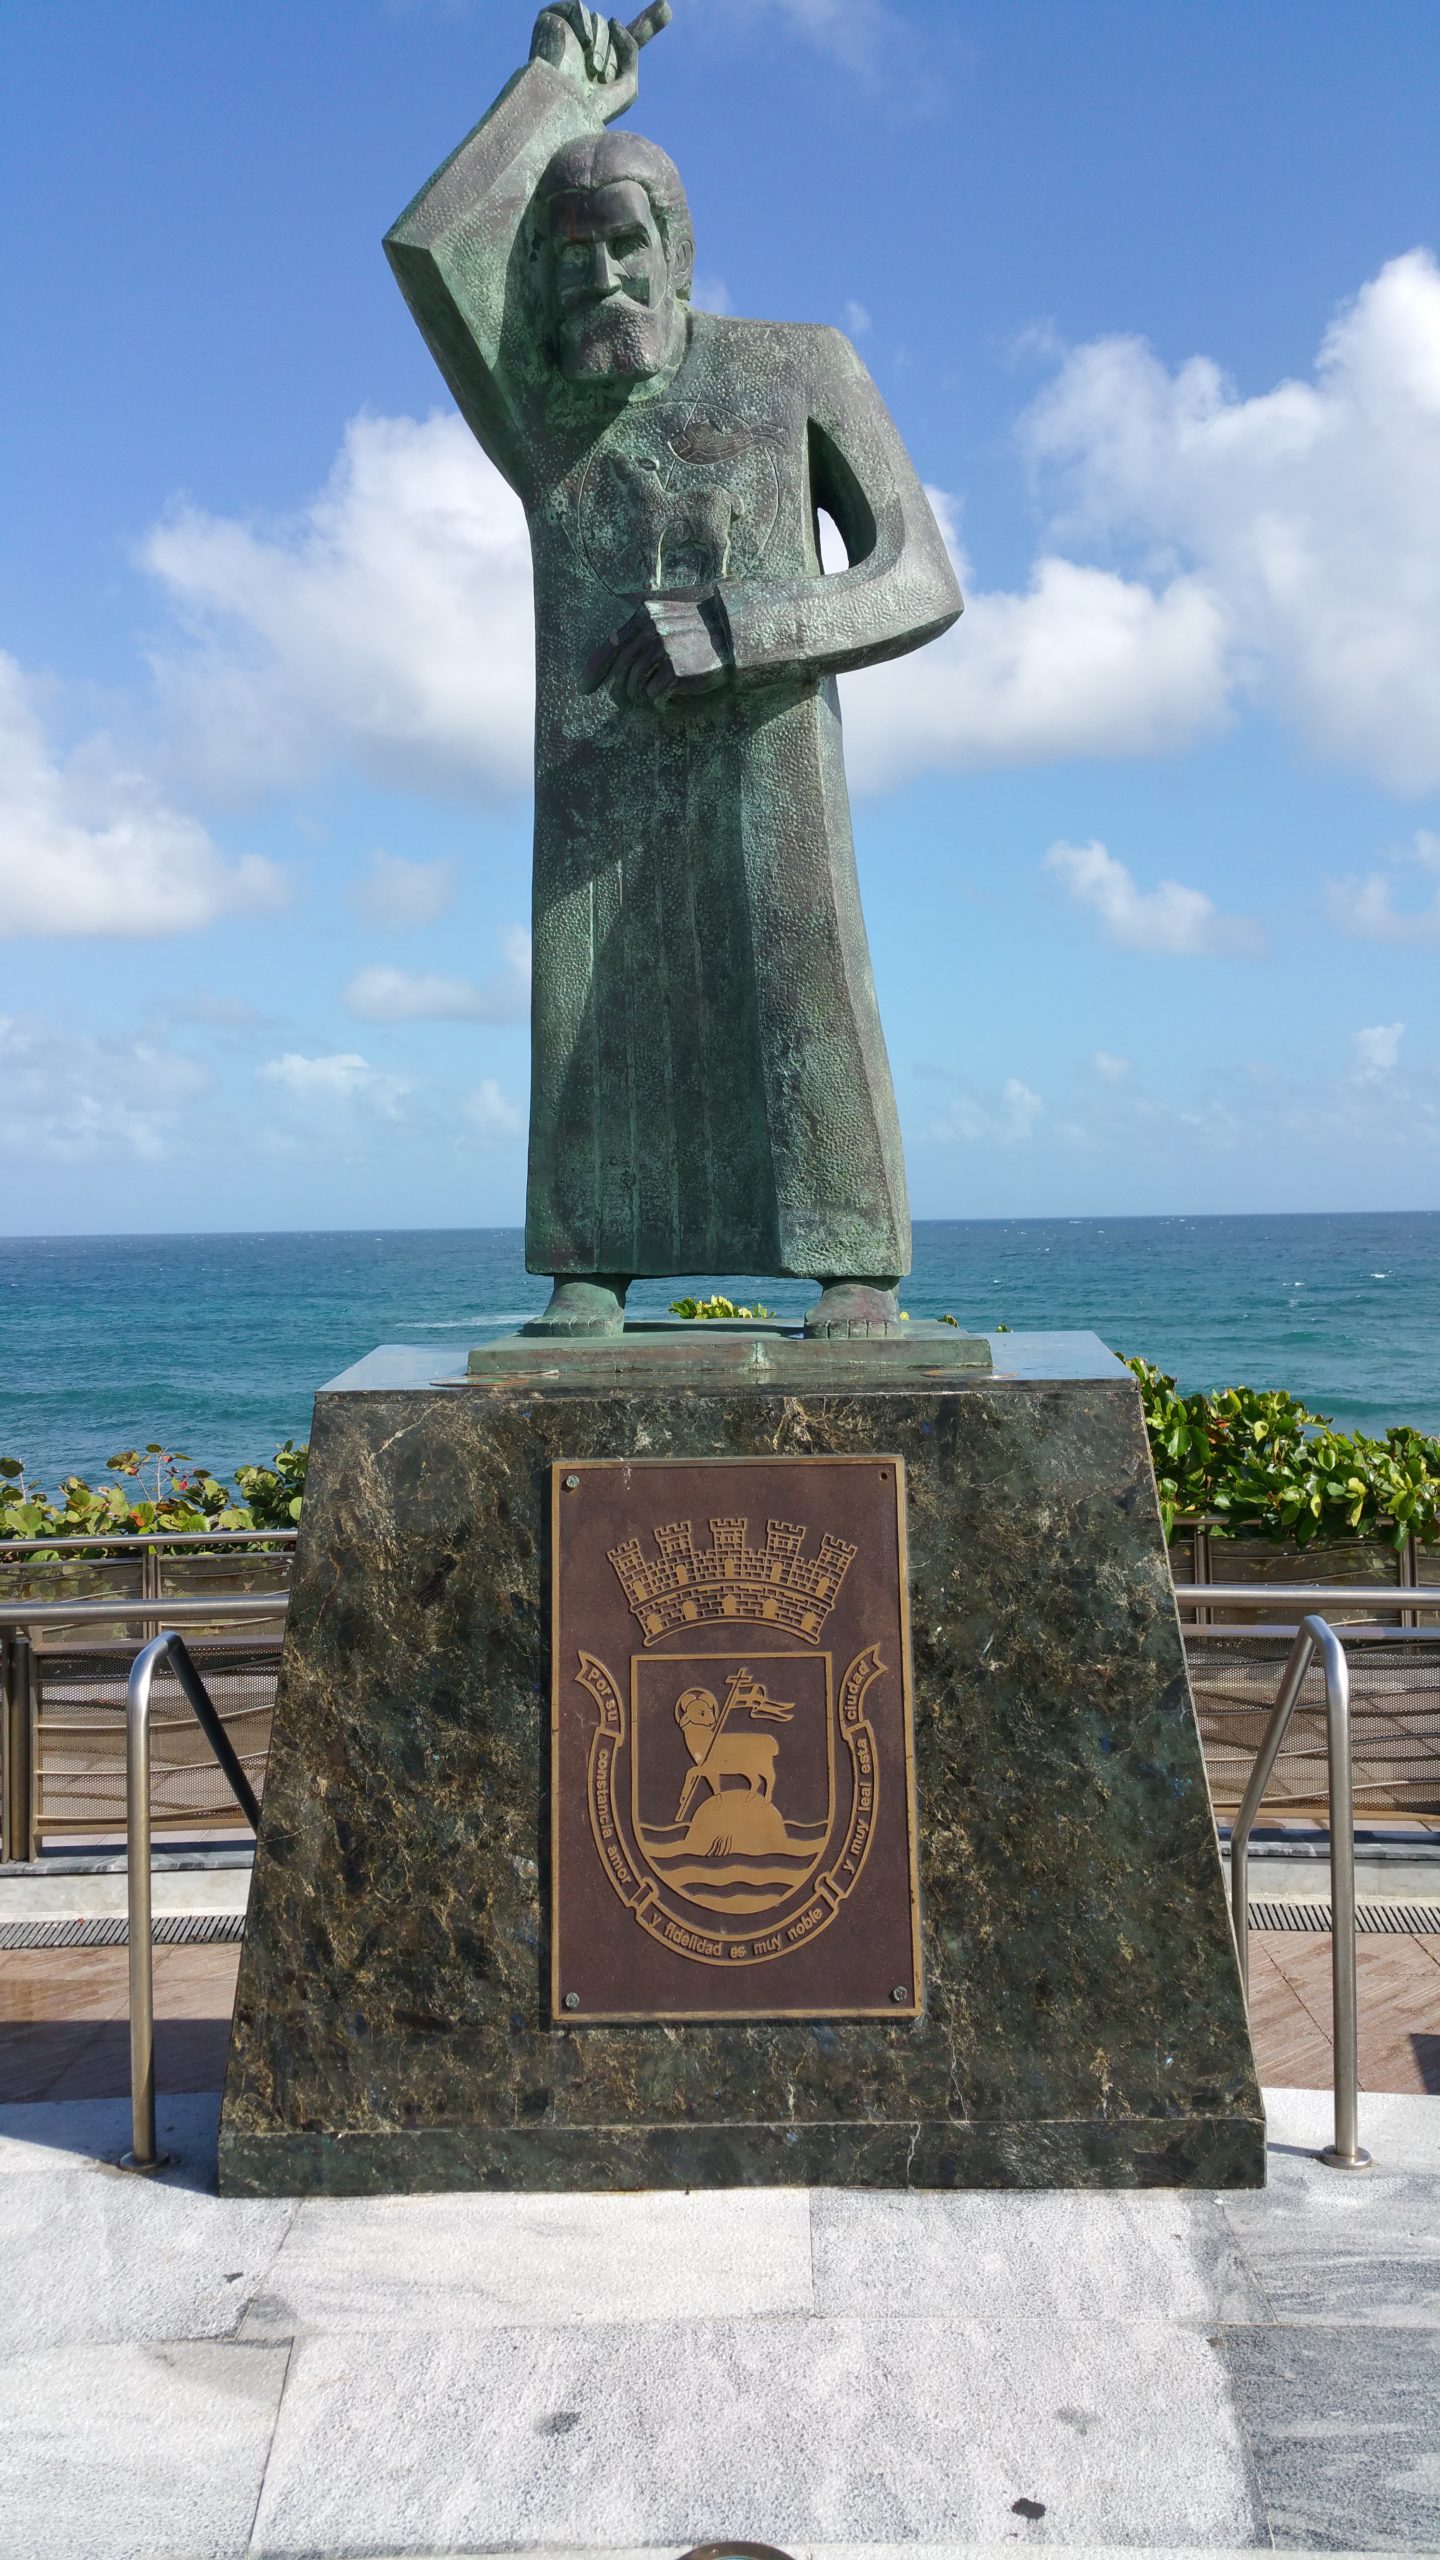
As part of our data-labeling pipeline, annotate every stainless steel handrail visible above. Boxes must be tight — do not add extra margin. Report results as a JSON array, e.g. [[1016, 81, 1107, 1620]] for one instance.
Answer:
[[1, 1530, 297, 1552], [0, 1595, 286, 1628], [1229, 1613, 1372, 2172], [122, 1632, 263, 2174], [1181, 1583, 1440, 1612]]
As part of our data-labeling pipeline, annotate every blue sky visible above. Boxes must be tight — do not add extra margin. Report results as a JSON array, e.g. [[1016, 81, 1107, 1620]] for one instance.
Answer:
[[3, 0, 1438, 1233]]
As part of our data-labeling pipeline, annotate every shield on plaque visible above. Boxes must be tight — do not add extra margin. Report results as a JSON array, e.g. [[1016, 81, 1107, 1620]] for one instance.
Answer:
[[629, 1650, 835, 1919]]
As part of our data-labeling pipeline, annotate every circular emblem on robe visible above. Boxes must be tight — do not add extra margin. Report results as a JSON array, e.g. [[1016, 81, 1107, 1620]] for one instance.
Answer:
[[568, 406, 781, 598]]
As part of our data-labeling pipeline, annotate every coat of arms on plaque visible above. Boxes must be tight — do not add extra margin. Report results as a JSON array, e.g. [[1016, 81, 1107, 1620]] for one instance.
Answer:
[[550, 1457, 922, 2023]]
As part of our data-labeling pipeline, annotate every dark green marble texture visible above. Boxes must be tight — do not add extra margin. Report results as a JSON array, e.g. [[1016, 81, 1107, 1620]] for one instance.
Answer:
[[219, 1337, 1263, 2195]]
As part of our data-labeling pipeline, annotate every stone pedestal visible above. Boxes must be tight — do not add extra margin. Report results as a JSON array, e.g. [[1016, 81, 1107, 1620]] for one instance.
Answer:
[[218, 1328, 1263, 2195]]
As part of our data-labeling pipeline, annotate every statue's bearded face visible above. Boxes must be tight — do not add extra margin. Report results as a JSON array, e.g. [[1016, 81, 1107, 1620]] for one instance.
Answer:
[[549, 180, 680, 382]]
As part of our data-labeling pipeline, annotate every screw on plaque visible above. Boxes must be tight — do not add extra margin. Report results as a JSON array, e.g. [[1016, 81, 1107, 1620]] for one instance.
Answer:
[[891, 1986, 909, 2003], [563, 1990, 580, 2009], [564, 1474, 580, 1489]]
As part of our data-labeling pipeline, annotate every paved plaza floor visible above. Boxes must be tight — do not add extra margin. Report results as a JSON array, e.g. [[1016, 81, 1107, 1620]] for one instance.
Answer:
[[3, 1859, 1439, 2556], [0, 2085, 1437, 2558]]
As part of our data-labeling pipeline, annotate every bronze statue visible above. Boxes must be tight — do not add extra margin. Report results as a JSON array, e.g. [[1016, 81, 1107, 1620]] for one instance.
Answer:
[[386, 2, 961, 1335]]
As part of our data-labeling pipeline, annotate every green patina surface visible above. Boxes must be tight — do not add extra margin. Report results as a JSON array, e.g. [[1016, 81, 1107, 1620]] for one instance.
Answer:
[[219, 1340, 1263, 2196], [384, 5, 960, 1291]]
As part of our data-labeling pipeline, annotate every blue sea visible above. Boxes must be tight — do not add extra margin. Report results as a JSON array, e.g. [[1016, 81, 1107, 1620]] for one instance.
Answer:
[[1, 1215, 1437, 1496]]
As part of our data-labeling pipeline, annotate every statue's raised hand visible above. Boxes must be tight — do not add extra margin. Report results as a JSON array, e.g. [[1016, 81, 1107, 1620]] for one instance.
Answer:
[[530, 5, 663, 122]]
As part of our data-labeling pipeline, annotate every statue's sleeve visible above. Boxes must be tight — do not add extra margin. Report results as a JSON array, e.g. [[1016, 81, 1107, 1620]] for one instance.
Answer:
[[714, 328, 963, 685], [383, 60, 595, 494]]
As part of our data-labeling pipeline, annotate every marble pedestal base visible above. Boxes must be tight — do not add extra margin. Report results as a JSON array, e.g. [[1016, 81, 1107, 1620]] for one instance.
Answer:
[[218, 1329, 1263, 2195]]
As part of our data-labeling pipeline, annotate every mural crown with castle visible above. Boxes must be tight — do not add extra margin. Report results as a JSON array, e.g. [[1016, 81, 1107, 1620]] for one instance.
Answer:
[[607, 1516, 857, 1644]]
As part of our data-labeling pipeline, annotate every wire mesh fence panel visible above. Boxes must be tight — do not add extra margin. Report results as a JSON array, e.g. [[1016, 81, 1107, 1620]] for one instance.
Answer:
[[0, 1554, 148, 1626], [158, 1550, 292, 1610], [1188, 1637, 1440, 1816], [1176, 1537, 1408, 1621], [33, 1640, 279, 1837]]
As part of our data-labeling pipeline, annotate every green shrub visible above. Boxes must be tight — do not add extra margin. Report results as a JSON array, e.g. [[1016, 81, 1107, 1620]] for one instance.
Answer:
[[0, 1441, 303, 1543], [669, 1294, 775, 1320], [1126, 1357, 1440, 1548], [7, 1361, 1440, 1554]]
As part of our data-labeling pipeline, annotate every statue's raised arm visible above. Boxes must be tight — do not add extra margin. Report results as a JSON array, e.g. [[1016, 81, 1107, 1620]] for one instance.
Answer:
[[384, 6, 670, 491]]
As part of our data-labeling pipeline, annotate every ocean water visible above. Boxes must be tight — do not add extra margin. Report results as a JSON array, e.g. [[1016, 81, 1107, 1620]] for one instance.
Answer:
[[1, 1213, 1436, 1496]]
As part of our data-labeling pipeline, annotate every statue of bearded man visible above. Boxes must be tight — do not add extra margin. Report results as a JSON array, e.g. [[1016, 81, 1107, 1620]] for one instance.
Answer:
[[385, 2, 962, 1337]]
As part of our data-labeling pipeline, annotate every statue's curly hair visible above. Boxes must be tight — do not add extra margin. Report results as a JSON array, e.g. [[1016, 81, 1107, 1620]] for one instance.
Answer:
[[534, 129, 695, 302]]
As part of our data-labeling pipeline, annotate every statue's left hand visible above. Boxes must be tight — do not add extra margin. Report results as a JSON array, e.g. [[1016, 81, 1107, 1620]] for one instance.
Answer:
[[584, 597, 732, 706], [530, 6, 641, 121]]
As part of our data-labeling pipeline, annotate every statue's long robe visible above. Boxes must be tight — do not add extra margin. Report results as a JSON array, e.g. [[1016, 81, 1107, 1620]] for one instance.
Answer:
[[386, 60, 962, 1280]]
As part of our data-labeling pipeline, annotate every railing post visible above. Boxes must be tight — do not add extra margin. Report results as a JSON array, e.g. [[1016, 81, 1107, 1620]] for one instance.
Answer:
[[2, 1631, 38, 1863], [1400, 1527, 1419, 1633], [116, 1628, 261, 2175], [1194, 1521, 1213, 1629], [141, 1542, 161, 1645], [121, 1635, 168, 2174], [1308, 1615, 1371, 2171]]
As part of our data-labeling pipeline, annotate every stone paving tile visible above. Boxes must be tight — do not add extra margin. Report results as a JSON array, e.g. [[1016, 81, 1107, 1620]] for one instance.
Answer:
[[812, 2189, 1265, 2325], [0, 2091, 222, 2177], [0, 2169, 295, 2352], [0, 2015, 233, 2103], [0, 1943, 240, 2101], [1221, 2323, 1440, 2551], [250, 2315, 1267, 2554], [1247, 1938, 1338, 2090], [1223, 2143, 1440, 2329], [0, 1945, 130, 2023], [1251, 1933, 1440, 2098], [240, 2186, 814, 2336], [0, 2339, 288, 2560]]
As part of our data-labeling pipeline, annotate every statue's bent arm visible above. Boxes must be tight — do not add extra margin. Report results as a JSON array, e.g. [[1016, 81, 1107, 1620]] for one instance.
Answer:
[[715, 327, 963, 688], [383, 57, 594, 493]]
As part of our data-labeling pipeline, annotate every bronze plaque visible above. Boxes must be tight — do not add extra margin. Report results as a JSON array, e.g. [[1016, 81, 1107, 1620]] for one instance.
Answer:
[[550, 1455, 922, 2023]]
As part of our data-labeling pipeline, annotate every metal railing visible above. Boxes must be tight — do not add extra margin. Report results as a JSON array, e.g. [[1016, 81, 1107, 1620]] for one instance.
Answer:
[[1, 1593, 285, 1861], [1178, 1581, 1440, 1618], [0, 1531, 298, 1549], [122, 1632, 262, 2174], [1179, 1584, 1440, 1827], [1229, 1613, 1374, 2172]]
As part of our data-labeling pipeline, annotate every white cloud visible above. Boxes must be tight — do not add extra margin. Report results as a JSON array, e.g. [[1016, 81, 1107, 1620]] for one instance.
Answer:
[[127, 252, 1440, 813], [351, 848, 457, 930], [841, 554, 1230, 793], [739, 0, 913, 81], [0, 1014, 209, 1162], [1023, 249, 1440, 793], [1328, 830, 1440, 944], [1089, 1050, 1133, 1082], [920, 1030, 1440, 1174], [1043, 838, 1263, 957], [843, 299, 873, 339], [692, 273, 733, 316], [1352, 1022, 1404, 1082], [260, 1052, 411, 1116], [143, 412, 534, 802], [342, 927, 530, 1024], [0, 653, 284, 940], [464, 1077, 524, 1137], [930, 1076, 1045, 1147]]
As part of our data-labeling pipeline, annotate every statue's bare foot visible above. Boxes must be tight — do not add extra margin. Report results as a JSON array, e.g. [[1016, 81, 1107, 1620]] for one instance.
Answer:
[[804, 1279, 902, 1339], [522, 1275, 630, 1337]]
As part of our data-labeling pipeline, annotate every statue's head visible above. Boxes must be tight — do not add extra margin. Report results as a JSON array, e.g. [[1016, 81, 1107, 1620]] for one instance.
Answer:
[[536, 129, 693, 384]]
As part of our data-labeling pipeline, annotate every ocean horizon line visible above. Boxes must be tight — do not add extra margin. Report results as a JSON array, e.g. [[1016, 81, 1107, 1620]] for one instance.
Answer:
[[2, 1207, 1438, 1247]]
